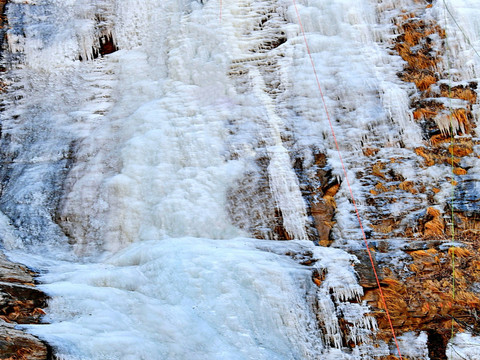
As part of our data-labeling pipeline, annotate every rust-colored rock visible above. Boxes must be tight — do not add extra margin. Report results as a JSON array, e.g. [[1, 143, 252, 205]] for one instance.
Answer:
[[449, 143, 473, 157], [363, 147, 379, 157], [294, 151, 340, 245], [0, 321, 49, 360], [398, 180, 417, 194], [0, 282, 48, 324], [0, 252, 49, 360], [415, 147, 435, 166], [453, 167, 467, 176], [357, 225, 480, 354], [311, 199, 335, 247], [356, 4, 480, 357]]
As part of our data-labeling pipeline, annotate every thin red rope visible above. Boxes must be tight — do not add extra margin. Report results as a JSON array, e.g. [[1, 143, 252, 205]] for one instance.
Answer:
[[291, 1, 403, 358]]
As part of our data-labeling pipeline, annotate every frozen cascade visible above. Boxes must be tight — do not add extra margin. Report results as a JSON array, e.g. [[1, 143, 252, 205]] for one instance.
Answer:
[[249, 67, 308, 240], [3, 0, 480, 358], [0, 0, 376, 358]]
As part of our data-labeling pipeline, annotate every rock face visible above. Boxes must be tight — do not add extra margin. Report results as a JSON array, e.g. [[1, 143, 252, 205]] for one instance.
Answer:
[[0, 321, 49, 360], [0, 253, 50, 360], [0, 254, 48, 324], [324, 1, 480, 358], [273, 0, 480, 357]]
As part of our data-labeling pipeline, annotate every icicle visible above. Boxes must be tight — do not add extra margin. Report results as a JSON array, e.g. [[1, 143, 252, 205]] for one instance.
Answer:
[[250, 68, 309, 240]]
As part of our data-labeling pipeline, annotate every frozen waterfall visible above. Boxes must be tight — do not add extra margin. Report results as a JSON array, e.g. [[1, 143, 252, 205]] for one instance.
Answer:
[[2, 0, 480, 359]]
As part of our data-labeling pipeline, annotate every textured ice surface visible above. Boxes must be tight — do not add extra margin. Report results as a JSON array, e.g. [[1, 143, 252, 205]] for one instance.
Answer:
[[447, 332, 480, 360], [20, 239, 323, 360], [2, 0, 480, 359]]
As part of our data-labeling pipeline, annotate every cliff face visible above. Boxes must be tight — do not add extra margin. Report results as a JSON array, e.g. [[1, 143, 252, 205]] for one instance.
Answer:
[[345, 3, 480, 358], [0, 0, 480, 359], [225, 0, 480, 357]]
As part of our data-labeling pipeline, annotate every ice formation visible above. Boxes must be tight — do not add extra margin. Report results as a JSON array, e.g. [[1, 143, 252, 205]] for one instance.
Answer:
[[1, 0, 480, 358]]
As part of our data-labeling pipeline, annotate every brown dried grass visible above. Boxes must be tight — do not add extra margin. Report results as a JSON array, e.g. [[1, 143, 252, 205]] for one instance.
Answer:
[[427, 207, 441, 217], [413, 107, 438, 121], [430, 134, 450, 146], [441, 86, 477, 104], [363, 147, 379, 157], [416, 74, 438, 90], [425, 219, 444, 237], [449, 144, 473, 157], [448, 247, 472, 258], [415, 147, 435, 166]]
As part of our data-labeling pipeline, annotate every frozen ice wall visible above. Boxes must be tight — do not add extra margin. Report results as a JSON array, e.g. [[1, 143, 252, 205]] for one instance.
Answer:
[[0, 0, 118, 254], [0, 0, 428, 250], [6, 0, 480, 358], [0, 0, 373, 358]]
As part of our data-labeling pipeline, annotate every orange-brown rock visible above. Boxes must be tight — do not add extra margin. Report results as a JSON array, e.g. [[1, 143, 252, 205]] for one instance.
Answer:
[[363, 147, 379, 157], [394, 15, 445, 94], [440, 83, 477, 104], [311, 199, 336, 247], [449, 143, 473, 157], [401, 70, 437, 91], [398, 180, 417, 194], [0, 282, 48, 324], [371, 219, 396, 234], [0, 253, 49, 360], [413, 107, 438, 121], [297, 151, 340, 244], [359, 235, 480, 357], [358, 4, 480, 358], [415, 146, 463, 168], [430, 133, 450, 146], [453, 167, 467, 176], [415, 147, 435, 166], [0, 321, 49, 360]]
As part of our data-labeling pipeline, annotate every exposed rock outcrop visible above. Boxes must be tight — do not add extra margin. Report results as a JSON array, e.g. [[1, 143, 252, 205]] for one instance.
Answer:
[[351, 1, 480, 357], [0, 252, 50, 360], [0, 320, 49, 360], [296, 0, 480, 357]]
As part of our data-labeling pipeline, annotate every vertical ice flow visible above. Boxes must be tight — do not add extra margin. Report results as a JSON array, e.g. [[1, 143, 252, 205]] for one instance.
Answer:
[[2, 0, 455, 358], [250, 68, 309, 240]]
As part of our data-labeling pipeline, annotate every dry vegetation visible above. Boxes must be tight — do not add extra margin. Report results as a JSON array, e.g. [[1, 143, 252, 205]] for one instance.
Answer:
[[350, 1, 480, 358]]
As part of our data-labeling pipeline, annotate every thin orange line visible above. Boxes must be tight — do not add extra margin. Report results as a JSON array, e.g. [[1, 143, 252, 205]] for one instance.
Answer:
[[291, 1, 403, 358]]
